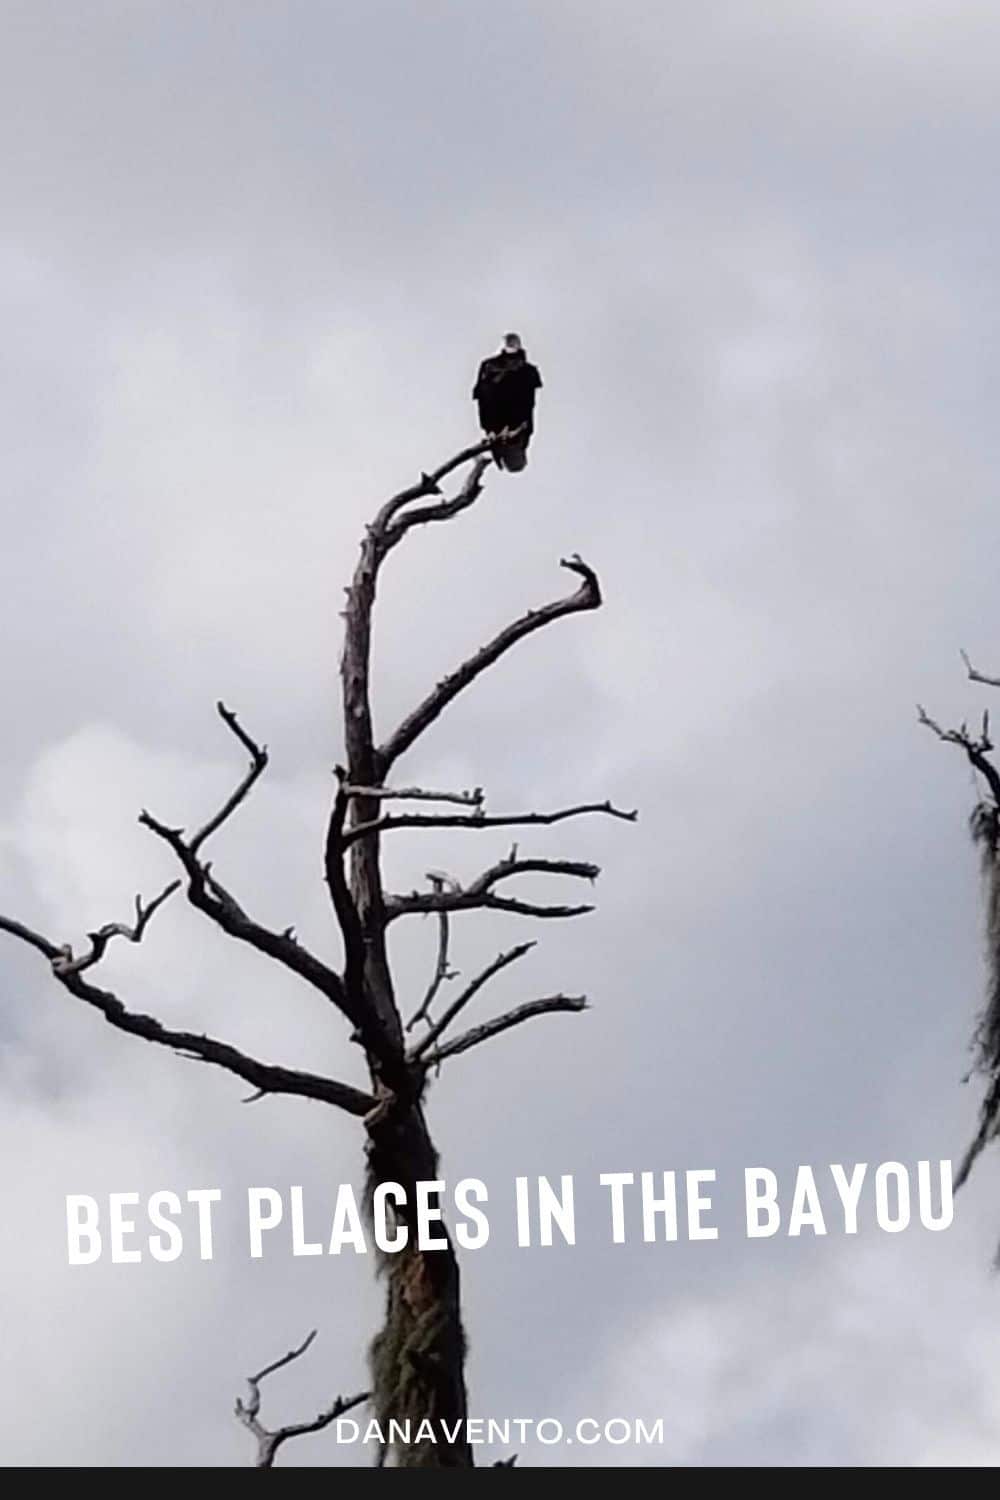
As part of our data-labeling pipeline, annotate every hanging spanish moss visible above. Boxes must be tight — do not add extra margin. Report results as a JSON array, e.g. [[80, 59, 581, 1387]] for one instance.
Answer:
[[958, 798, 1000, 1187]]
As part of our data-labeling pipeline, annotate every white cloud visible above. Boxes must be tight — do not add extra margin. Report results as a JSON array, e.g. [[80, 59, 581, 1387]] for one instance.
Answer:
[[582, 1231, 1000, 1466]]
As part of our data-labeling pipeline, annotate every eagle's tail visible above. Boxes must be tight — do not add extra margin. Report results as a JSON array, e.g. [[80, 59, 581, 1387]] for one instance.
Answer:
[[491, 426, 529, 473]]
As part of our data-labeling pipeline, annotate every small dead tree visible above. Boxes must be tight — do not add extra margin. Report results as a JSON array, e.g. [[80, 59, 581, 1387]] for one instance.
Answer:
[[919, 649, 1000, 1195], [234, 1330, 368, 1469], [0, 434, 634, 1467]]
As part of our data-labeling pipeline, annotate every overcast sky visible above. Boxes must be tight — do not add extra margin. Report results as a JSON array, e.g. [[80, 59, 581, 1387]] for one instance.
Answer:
[[4, 0, 1000, 1468]]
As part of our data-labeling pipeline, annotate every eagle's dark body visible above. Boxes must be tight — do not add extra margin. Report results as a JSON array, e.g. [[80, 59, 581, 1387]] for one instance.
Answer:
[[472, 345, 542, 471]]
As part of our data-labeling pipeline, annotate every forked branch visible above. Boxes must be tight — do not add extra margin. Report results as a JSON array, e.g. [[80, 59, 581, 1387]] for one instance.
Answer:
[[917, 704, 1000, 806], [386, 889, 594, 923], [0, 908, 375, 1116], [961, 649, 1000, 690], [383, 455, 491, 548], [406, 873, 460, 1032], [410, 941, 536, 1060], [138, 707, 396, 1065], [49, 880, 181, 976], [388, 849, 600, 927], [139, 804, 381, 1043], [235, 1329, 368, 1468], [373, 437, 496, 534], [190, 701, 269, 854]]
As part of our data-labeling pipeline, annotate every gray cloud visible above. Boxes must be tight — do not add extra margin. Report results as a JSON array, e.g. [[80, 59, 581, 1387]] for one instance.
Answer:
[[2, 0, 1000, 1467]]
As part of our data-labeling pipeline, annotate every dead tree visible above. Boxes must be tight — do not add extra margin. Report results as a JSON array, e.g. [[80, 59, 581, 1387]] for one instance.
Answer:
[[919, 649, 1000, 1195], [0, 434, 634, 1467]]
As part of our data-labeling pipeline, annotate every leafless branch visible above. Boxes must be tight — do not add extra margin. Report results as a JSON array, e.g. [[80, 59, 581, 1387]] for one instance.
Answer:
[[386, 889, 594, 923], [377, 555, 604, 771], [341, 782, 485, 809], [388, 850, 600, 927], [324, 775, 369, 1024], [59, 697, 400, 1079], [917, 703, 1000, 806], [917, 703, 992, 750], [191, 702, 269, 855], [410, 941, 536, 1060], [419, 995, 588, 1068], [48, 880, 181, 976], [139, 805, 381, 1042], [136, 711, 397, 1066], [961, 649, 1000, 689], [465, 849, 600, 896], [0, 910, 376, 1115], [383, 455, 491, 548], [341, 799, 637, 849], [235, 1329, 368, 1468], [373, 437, 496, 534], [406, 873, 460, 1032], [0, 915, 64, 962]]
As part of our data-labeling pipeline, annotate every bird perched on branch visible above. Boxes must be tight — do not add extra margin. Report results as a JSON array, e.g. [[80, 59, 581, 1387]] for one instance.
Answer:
[[473, 332, 543, 472]]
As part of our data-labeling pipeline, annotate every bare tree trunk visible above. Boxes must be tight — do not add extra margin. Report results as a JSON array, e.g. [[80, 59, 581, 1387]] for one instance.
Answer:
[[340, 505, 473, 1465], [365, 1100, 472, 1466]]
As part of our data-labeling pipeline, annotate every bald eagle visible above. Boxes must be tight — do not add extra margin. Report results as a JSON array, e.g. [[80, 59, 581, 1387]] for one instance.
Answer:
[[472, 332, 543, 472]]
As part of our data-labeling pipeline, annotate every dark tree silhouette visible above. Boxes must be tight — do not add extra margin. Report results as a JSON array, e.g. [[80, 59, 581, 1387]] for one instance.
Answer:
[[920, 649, 1000, 1194], [0, 435, 634, 1467]]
